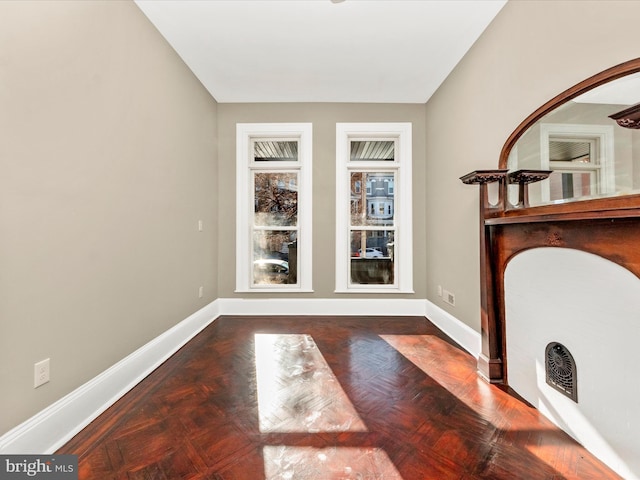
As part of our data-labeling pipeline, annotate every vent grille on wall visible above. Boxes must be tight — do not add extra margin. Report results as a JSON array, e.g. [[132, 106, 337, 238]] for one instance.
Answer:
[[545, 342, 578, 402]]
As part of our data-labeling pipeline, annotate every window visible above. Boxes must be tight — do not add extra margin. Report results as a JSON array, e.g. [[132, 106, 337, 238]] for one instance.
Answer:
[[236, 123, 312, 292], [335, 123, 413, 292], [548, 139, 597, 201], [540, 124, 615, 203]]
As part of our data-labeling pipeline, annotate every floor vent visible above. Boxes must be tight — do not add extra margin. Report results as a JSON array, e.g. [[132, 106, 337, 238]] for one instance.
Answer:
[[545, 342, 578, 402]]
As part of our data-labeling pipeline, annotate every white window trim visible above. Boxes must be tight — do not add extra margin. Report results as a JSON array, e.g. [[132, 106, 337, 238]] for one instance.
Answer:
[[335, 122, 413, 293], [236, 123, 313, 292], [539, 123, 615, 202]]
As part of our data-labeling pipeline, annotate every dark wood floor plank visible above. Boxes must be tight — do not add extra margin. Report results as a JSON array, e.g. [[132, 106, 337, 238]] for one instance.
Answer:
[[58, 315, 620, 479]]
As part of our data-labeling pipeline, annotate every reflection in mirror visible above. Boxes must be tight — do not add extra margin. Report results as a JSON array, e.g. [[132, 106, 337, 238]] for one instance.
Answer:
[[508, 71, 640, 206]]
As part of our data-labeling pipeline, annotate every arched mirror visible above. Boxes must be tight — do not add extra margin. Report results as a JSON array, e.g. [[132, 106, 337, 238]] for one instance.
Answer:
[[500, 58, 640, 207]]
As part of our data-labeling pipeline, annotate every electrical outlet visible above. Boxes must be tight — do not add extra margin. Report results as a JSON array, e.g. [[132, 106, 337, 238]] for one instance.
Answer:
[[443, 289, 456, 306], [198, 286, 204, 298], [198, 220, 203, 232], [437, 285, 443, 297], [34, 358, 50, 388]]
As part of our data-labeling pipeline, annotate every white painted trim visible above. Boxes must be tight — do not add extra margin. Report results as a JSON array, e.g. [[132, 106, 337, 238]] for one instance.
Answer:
[[0, 302, 220, 455], [335, 122, 413, 293], [0, 298, 479, 455], [216, 297, 427, 317], [425, 300, 481, 358], [236, 123, 313, 292]]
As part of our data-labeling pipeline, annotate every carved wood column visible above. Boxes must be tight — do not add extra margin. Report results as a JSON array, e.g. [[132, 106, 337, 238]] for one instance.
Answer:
[[460, 170, 508, 382], [508, 169, 552, 208], [460, 169, 551, 383]]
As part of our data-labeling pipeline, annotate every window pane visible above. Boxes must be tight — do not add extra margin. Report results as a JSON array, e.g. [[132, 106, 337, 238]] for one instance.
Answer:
[[350, 172, 394, 226], [350, 230, 394, 285], [253, 140, 298, 161], [549, 171, 594, 201], [253, 231, 297, 285], [254, 173, 298, 226], [549, 140, 591, 163], [350, 140, 394, 161]]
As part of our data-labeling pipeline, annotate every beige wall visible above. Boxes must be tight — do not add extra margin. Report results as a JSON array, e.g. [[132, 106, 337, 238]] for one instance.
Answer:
[[425, 0, 640, 331], [217, 103, 427, 299], [0, 0, 218, 434]]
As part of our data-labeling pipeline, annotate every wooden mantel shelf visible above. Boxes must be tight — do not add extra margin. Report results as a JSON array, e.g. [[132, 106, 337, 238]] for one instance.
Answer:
[[460, 168, 551, 211], [461, 168, 640, 223], [507, 169, 552, 184], [487, 193, 640, 225], [609, 102, 640, 129], [459, 169, 509, 185]]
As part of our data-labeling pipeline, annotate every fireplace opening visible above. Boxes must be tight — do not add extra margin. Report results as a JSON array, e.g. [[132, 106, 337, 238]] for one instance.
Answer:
[[545, 342, 578, 402]]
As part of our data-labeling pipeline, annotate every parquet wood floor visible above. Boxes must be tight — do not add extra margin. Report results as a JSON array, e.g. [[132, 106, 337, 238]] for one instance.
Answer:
[[58, 316, 620, 479]]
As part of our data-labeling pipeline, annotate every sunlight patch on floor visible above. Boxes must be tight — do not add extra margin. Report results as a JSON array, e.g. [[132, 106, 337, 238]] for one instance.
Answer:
[[380, 334, 500, 418], [263, 446, 403, 480], [255, 333, 368, 433]]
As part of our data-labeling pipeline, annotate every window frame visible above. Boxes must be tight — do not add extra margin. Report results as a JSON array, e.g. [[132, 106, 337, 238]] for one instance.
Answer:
[[539, 123, 615, 202], [335, 123, 413, 293], [236, 123, 313, 292]]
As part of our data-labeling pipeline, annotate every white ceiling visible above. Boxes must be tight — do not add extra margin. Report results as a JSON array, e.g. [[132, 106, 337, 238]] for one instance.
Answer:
[[134, 0, 506, 104]]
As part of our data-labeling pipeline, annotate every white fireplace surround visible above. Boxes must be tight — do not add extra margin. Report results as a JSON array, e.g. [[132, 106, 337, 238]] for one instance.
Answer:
[[505, 247, 640, 480]]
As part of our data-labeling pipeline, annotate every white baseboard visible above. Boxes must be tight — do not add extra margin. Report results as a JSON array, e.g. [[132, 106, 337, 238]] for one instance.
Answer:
[[0, 297, 478, 455], [217, 297, 427, 317], [0, 301, 220, 455], [425, 300, 481, 358]]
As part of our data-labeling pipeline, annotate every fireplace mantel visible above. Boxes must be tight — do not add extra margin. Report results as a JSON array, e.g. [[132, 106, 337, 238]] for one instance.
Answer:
[[461, 57, 640, 383], [462, 169, 640, 383]]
